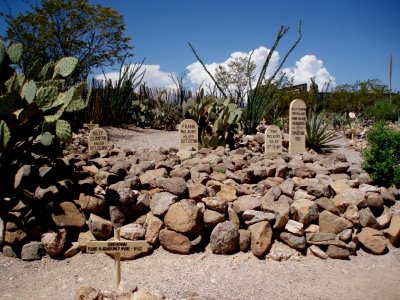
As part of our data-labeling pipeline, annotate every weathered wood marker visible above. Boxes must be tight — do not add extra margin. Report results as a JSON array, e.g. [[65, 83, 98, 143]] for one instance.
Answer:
[[86, 228, 150, 290]]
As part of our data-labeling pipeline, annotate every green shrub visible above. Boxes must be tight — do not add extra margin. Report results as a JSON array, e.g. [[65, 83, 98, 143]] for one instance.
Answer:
[[362, 122, 400, 187], [306, 110, 339, 153], [364, 99, 399, 122]]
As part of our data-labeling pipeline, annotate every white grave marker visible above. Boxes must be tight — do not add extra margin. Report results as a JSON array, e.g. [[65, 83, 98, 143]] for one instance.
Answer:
[[289, 99, 307, 154], [179, 119, 199, 150], [265, 125, 282, 154], [87, 228, 150, 290], [88, 127, 110, 152]]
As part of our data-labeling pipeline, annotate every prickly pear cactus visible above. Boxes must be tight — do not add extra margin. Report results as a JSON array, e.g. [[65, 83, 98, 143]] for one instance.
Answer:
[[5, 43, 23, 64], [0, 120, 10, 151], [55, 119, 72, 142], [21, 80, 37, 104], [53, 57, 78, 78]]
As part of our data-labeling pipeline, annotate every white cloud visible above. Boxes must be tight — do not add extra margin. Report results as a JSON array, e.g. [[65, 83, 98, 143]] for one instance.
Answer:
[[95, 64, 177, 89], [186, 46, 280, 90], [282, 55, 336, 90]]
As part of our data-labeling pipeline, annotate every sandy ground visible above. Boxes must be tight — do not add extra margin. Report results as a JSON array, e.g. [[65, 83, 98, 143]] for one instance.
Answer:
[[2, 127, 400, 300], [1, 247, 400, 300]]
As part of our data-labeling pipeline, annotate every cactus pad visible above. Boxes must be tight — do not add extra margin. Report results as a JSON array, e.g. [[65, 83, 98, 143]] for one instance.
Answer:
[[36, 86, 58, 109], [0, 40, 5, 65], [6, 43, 23, 64], [0, 120, 11, 151], [21, 80, 37, 104], [39, 62, 55, 81], [40, 131, 54, 146], [53, 57, 78, 78], [66, 97, 86, 112], [55, 119, 72, 142]]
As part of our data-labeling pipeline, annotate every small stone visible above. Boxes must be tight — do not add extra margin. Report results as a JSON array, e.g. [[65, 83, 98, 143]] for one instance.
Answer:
[[133, 289, 165, 300], [309, 245, 328, 259], [88, 213, 113, 238], [120, 223, 145, 240], [242, 210, 275, 225], [63, 242, 81, 258], [227, 205, 240, 229], [144, 212, 163, 245], [150, 192, 178, 217], [203, 209, 225, 228], [285, 220, 304, 236], [2, 245, 17, 258], [338, 228, 353, 241], [238, 229, 251, 252], [75, 286, 102, 300], [279, 178, 295, 197], [326, 245, 350, 259], [280, 232, 306, 250], [21, 241, 44, 261]]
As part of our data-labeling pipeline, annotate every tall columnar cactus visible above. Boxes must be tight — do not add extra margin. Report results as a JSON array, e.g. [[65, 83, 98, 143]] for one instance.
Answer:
[[0, 39, 90, 153]]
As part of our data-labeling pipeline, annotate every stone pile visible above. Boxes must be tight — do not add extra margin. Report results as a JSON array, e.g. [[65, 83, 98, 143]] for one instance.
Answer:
[[1, 133, 400, 261]]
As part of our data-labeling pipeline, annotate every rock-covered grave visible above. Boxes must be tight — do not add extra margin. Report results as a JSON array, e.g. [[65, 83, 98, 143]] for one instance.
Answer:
[[1, 128, 400, 262]]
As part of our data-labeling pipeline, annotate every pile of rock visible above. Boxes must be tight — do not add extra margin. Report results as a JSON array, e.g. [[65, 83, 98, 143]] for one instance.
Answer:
[[1, 135, 400, 261]]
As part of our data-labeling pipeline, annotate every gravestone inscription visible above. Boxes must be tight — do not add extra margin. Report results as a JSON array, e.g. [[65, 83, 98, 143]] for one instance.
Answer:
[[265, 125, 282, 154], [179, 119, 199, 150], [289, 99, 307, 154], [88, 128, 109, 152]]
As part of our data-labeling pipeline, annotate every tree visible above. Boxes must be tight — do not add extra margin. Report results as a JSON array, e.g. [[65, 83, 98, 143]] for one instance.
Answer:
[[1, 0, 132, 84], [214, 56, 256, 107]]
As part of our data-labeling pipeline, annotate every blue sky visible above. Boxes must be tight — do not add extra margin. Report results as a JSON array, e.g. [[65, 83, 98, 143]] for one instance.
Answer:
[[1, 0, 399, 91]]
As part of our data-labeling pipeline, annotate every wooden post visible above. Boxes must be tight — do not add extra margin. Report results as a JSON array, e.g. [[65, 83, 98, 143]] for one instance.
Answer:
[[114, 228, 121, 290]]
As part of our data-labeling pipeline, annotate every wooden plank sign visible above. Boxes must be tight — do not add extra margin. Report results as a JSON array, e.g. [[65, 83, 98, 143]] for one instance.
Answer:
[[86, 228, 150, 290], [86, 240, 149, 253]]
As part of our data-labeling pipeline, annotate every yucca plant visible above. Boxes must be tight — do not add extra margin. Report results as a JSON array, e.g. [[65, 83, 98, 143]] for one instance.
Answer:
[[306, 110, 339, 153]]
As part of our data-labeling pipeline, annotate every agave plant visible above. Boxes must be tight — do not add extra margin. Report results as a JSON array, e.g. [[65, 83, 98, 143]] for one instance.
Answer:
[[306, 110, 340, 152]]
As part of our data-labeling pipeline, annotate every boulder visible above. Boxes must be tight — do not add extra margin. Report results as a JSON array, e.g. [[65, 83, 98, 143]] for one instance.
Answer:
[[384, 214, 400, 245], [319, 210, 353, 234], [21, 241, 44, 261], [52, 202, 85, 229], [232, 195, 261, 213], [280, 232, 306, 250], [164, 200, 202, 234], [359, 207, 380, 229], [290, 199, 319, 225], [144, 212, 163, 245], [159, 229, 191, 254], [88, 213, 113, 238], [326, 245, 350, 259], [357, 227, 388, 254], [120, 223, 145, 240], [155, 177, 187, 196], [203, 209, 225, 228], [150, 192, 178, 217], [209, 221, 239, 254], [41, 230, 66, 258], [248, 221, 273, 257]]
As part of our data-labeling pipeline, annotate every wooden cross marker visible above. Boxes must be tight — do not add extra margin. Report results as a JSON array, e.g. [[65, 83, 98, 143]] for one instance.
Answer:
[[86, 228, 150, 290]]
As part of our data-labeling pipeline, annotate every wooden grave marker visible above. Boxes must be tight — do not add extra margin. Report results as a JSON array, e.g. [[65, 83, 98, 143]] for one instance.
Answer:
[[179, 119, 199, 151], [86, 228, 150, 290], [88, 127, 111, 152], [265, 125, 282, 155], [289, 99, 307, 154]]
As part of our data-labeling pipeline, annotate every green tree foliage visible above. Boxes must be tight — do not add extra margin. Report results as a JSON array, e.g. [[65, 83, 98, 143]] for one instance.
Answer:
[[214, 56, 256, 107], [324, 79, 388, 114], [2, 0, 132, 84], [362, 122, 400, 187]]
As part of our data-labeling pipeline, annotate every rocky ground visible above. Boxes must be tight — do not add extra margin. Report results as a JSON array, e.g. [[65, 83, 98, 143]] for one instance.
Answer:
[[1, 127, 400, 300]]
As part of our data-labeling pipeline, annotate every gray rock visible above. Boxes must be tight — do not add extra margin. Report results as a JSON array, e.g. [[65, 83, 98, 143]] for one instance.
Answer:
[[203, 209, 225, 228], [21, 242, 44, 261], [242, 210, 275, 225], [232, 195, 261, 213], [88, 213, 113, 238], [309, 245, 328, 259], [120, 223, 145, 240], [144, 212, 163, 245], [210, 221, 239, 254], [285, 219, 304, 236], [150, 192, 178, 217], [359, 207, 380, 229], [279, 178, 295, 198], [2, 245, 18, 258], [326, 245, 350, 259], [280, 232, 306, 250], [155, 177, 187, 196]]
